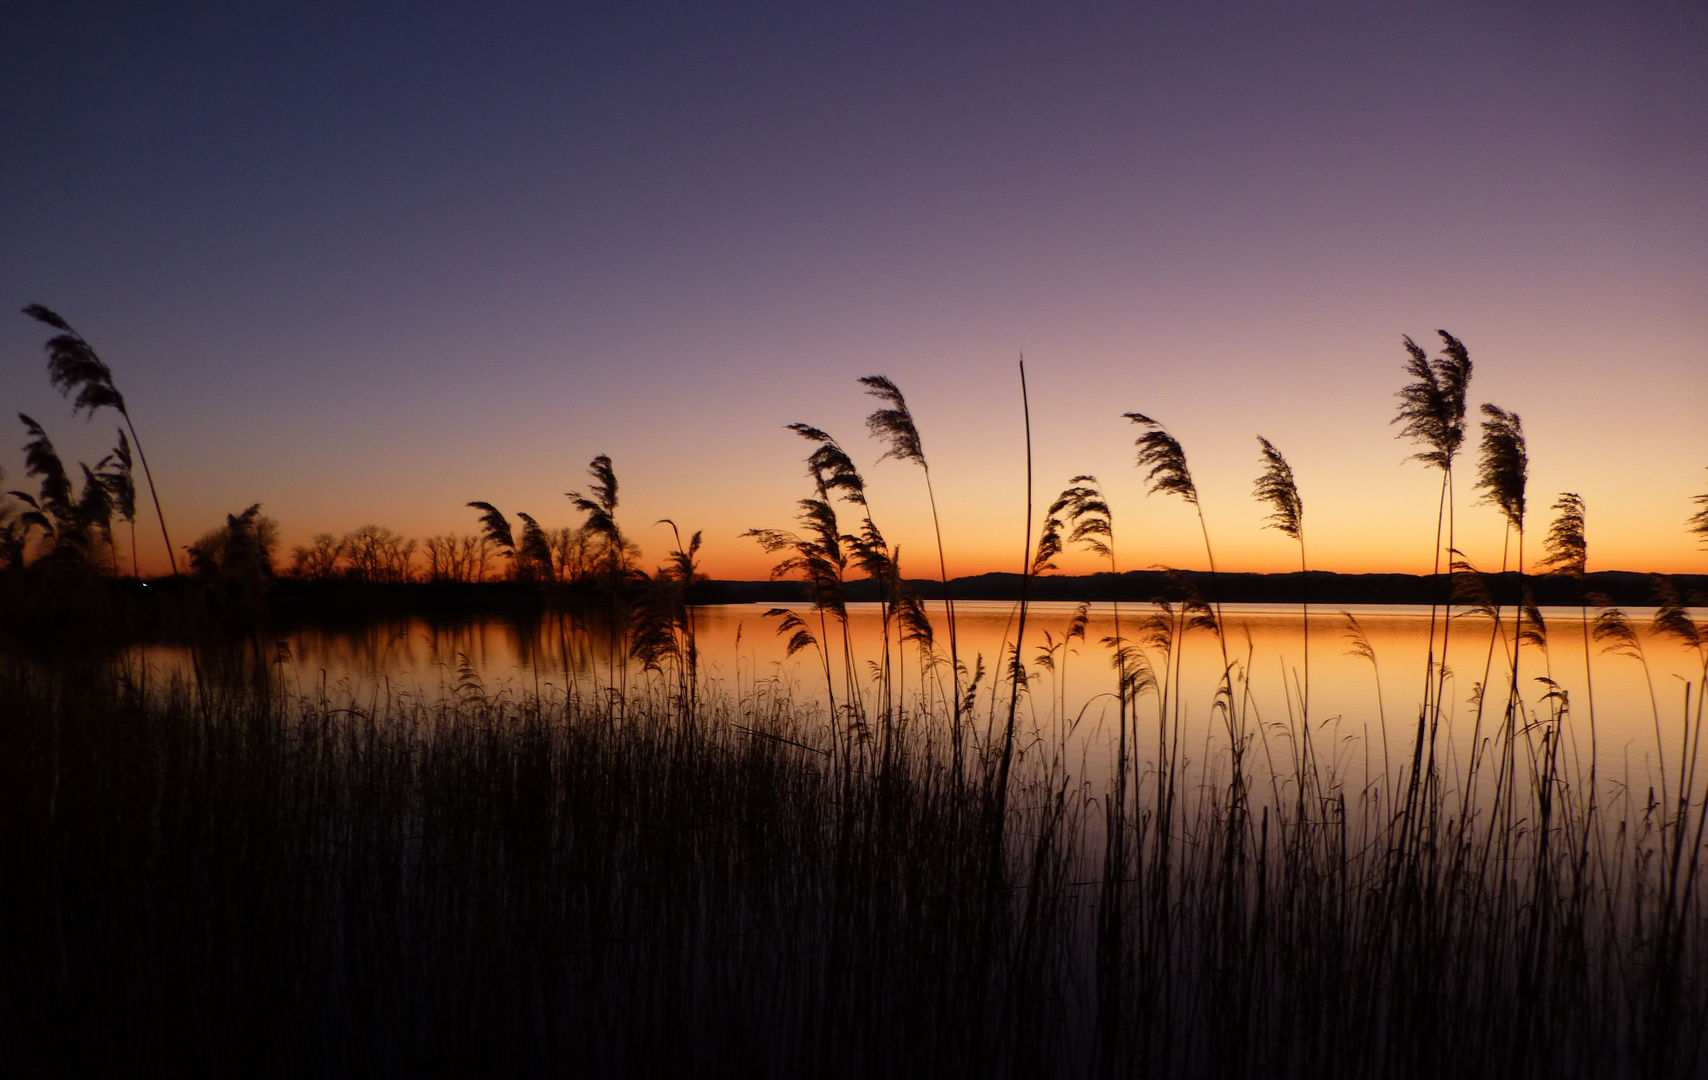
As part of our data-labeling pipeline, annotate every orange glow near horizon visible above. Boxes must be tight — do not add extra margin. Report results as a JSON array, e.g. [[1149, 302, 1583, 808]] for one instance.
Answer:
[[3, 5, 1703, 582], [95, 368, 1708, 581]]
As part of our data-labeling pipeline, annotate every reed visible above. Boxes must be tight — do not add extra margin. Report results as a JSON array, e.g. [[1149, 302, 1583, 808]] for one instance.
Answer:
[[1390, 331, 1472, 854], [23, 305, 178, 575], [861, 376, 968, 788], [1253, 437, 1314, 823], [5, 331, 1708, 1079], [1690, 468, 1708, 548]]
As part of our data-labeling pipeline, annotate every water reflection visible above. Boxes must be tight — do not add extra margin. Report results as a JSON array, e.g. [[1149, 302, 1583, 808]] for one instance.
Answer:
[[132, 601, 1705, 799]]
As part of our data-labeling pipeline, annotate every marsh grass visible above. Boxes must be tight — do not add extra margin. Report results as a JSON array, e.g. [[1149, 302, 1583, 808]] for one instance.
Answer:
[[6, 602, 1706, 1078], [0, 659, 1083, 1078], [4, 327, 1708, 1078]]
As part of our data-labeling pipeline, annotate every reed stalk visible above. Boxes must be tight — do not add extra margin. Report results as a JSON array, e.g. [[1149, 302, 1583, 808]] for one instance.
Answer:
[[24, 305, 178, 576]]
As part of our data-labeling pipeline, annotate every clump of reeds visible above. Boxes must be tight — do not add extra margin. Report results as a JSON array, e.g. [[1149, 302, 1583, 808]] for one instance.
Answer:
[[23, 304, 177, 575], [0, 656, 1083, 1078]]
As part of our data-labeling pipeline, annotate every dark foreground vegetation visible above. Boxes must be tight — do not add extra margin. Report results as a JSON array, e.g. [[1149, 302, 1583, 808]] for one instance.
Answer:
[[2, 650, 1706, 1079]]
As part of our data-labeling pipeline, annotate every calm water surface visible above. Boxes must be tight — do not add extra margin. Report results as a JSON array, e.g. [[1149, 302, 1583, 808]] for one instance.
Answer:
[[135, 601, 1706, 803]]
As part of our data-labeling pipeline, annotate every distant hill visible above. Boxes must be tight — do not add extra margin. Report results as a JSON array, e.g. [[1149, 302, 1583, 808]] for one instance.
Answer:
[[693, 570, 1708, 608]]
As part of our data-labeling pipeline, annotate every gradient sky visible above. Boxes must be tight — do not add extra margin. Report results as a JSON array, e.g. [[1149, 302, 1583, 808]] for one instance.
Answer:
[[3, 0, 1705, 580]]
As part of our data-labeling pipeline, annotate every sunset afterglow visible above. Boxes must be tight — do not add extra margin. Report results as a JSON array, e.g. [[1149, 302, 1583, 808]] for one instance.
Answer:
[[4, 2, 1703, 579]]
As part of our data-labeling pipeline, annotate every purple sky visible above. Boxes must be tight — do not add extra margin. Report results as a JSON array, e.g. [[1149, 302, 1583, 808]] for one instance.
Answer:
[[3, 0, 1705, 578]]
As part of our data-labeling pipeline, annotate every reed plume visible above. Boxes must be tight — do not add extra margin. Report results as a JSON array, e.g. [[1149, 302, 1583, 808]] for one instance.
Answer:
[[1252, 437, 1302, 541], [24, 304, 178, 574], [1471, 403, 1530, 859], [650, 520, 704, 722], [1474, 404, 1527, 531], [860, 376, 925, 468], [1590, 600, 1641, 659], [568, 454, 624, 572], [861, 375, 965, 784], [745, 491, 851, 731], [1538, 493, 1587, 578], [7, 414, 122, 567], [1651, 575, 1704, 658], [1254, 436, 1314, 827], [516, 512, 553, 581], [1124, 413, 1198, 506], [1052, 477, 1130, 741], [1123, 413, 1227, 676], [1517, 586, 1547, 652], [1054, 478, 1113, 559], [105, 432, 137, 575], [790, 423, 869, 508], [1390, 330, 1473, 843], [1051, 474, 1138, 1065], [467, 501, 516, 556], [1393, 332, 1472, 472], [1342, 611, 1391, 802], [15, 415, 72, 529], [1690, 468, 1708, 549], [762, 607, 823, 660], [1593, 596, 1670, 813], [1539, 493, 1596, 796], [569, 455, 634, 685], [1253, 436, 1308, 687], [789, 423, 905, 741]]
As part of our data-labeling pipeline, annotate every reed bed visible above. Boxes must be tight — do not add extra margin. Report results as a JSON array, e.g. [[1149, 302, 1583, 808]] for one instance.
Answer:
[[0, 659, 1083, 1078], [4, 322, 1707, 1076], [1, 634, 1704, 1078]]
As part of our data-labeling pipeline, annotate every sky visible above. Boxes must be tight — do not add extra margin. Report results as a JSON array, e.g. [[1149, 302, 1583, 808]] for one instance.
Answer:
[[3, 0, 1705, 580]]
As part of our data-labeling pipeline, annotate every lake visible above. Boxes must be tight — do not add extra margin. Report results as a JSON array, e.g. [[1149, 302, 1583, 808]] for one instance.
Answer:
[[131, 599, 1706, 809]]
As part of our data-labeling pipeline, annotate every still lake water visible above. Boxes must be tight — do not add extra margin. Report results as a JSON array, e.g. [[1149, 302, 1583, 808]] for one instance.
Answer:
[[136, 601, 1705, 805]]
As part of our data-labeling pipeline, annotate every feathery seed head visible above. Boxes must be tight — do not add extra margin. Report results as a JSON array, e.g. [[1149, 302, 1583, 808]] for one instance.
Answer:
[[25, 306, 126, 420], [1253, 436, 1303, 540], [1538, 493, 1587, 578], [1341, 612, 1377, 666], [789, 423, 869, 507], [1689, 468, 1708, 550], [859, 375, 926, 468], [466, 501, 515, 553], [22, 304, 71, 332], [1650, 575, 1703, 654], [1519, 586, 1548, 652], [568, 455, 623, 555], [1124, 413, 1198, 506], [1031, 507, 1065, 577], [1052, 475, 1116, 561], [1592, 605, 1640, 658], [1393, 331, 1473, 472], [1475, 403, 1527, 531]]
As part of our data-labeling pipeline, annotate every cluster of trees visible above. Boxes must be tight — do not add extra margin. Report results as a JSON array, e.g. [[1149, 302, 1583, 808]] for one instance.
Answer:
[[283, 522, 616, 585], [287, 526, 419, 584]]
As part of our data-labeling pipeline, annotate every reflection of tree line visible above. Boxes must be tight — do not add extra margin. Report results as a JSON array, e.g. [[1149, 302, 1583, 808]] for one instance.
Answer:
[[275, 611, 631, 688]]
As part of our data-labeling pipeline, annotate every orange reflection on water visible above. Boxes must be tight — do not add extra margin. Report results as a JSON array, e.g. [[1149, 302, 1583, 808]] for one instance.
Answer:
[[131, 601, 1705, 803]]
